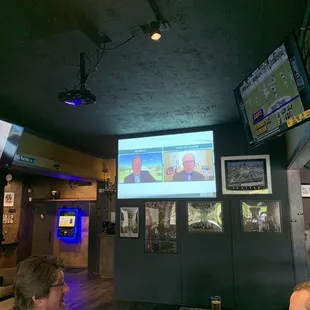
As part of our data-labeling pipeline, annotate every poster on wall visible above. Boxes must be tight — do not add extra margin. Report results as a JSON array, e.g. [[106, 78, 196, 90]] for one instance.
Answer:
[[3, 192, 14, 207], [301, 184, 310, 198], [241, 200, 281, 233], [120, 207, 139, 238], [221, 155, 272, 195], [187, 202, 223, 233], [145, 201, 177, 253]]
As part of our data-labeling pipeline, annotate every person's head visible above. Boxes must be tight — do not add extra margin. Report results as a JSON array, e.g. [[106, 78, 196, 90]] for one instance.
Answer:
[[13, 255, 69, 310], [132, 156, 142, 175], [182, 153, 196, 174], [290, 282, 310, 310]]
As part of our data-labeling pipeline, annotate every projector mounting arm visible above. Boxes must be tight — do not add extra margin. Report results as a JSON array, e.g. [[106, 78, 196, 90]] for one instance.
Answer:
[[79, 52, 87, 89]]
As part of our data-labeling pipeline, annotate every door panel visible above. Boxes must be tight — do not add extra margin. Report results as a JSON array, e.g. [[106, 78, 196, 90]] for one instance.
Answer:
[[31, 203, 55, 256], [180, 200, 235, 309]]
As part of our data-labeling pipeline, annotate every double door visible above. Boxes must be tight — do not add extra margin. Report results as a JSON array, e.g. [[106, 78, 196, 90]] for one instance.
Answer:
[[179, 199, 294, 310]]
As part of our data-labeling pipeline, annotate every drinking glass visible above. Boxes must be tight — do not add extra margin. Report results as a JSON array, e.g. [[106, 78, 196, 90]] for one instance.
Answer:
[[211, 296, 221, 310]]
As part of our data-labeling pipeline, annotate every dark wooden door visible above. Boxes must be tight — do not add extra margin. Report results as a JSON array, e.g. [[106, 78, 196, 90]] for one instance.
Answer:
[[31, 203, 56, 256], [180, 199, 235, 309]]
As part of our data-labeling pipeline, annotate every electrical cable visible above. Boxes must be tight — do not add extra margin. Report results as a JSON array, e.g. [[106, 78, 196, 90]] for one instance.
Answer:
[[63, 33, 135, 91], [105, 35, 135, 50]]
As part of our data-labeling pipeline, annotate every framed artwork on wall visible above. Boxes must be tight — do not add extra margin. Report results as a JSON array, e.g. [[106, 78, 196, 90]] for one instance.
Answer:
[[120, 207, 139, 238], [187, 201, 223, 233], [241, 200, 281, 233], [301, 184, 310, 198], [221, 154, 272, 195], [3, 192, 14, 207], [145, 201, 177, 253]]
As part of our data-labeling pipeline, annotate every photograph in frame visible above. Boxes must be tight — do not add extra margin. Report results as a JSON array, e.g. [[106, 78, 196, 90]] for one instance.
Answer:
[[3, 192, 14, 207], [301, 184, 310, 198], [145, 201, 177, 253], [120, 207, 139, 238], [241, 200, 281, 233], [187, 202, 223, 233], [221, 155, 272, 195]]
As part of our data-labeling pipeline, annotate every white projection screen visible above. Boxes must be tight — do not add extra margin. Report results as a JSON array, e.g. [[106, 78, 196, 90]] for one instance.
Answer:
[[117, 131, 216, 199]]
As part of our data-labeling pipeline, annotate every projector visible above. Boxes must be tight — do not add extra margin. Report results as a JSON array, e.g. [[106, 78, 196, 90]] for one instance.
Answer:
[[58, 88, 96, 106]]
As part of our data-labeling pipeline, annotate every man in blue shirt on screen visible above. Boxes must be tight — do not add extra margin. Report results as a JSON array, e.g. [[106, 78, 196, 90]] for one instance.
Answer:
[[172, 153, 205, 182], [123, 156, 156, 183]]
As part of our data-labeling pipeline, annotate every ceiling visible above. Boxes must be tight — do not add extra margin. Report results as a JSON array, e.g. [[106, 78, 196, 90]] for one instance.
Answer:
[[0, 0, 306, 157]]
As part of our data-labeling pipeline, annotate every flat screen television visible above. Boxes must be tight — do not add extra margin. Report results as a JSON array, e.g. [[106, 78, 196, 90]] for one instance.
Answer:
[[117, 130, 216, 199], [234, 33, 310, 147], [0, 120, 24, 169]]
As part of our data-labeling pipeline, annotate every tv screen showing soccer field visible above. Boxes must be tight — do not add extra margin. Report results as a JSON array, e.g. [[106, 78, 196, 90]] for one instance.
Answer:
[[234, 33, 310, 146], [117, 131, 216, 199]]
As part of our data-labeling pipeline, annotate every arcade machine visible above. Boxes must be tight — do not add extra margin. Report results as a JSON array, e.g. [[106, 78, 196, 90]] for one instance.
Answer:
[[56, 208, 81, 240]]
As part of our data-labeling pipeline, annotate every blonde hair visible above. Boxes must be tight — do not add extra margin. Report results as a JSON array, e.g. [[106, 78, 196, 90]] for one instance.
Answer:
[[13, 255, 65, 310]]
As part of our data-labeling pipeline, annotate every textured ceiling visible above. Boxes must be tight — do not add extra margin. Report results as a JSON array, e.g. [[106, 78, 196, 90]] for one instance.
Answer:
[[0, 0, 306, 157]]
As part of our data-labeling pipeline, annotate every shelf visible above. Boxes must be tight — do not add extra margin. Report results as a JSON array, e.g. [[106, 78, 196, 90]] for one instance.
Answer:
[[31, 199, 97, 202]]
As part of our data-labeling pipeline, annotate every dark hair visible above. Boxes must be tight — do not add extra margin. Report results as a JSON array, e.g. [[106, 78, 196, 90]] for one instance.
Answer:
[[13, 255, 65, 310]]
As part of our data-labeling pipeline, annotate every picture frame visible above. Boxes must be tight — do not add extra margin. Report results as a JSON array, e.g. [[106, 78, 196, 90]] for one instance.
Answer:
[[3, 192, 14, 207], [301, 184, 310, 198], [120, 207, 139, 238], [187, 201, 223, 233], [221, 154, 272, 195], [145, 201, 177, 253], [241, 200, 281, 233]]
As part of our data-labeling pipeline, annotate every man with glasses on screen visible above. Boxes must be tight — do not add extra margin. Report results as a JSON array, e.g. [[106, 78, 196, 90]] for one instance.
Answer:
[[172, 153, 205, 182], [123, 155, 156, 183]]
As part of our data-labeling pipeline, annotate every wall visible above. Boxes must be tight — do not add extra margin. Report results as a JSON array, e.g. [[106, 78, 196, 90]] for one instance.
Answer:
[[114, 123, 294, 310], [29, 176, 96, 268], [30, 176, 97, 200], [286, 123, 310, 163], [53, 201, 91, 269], [0, 177, 23, 268], [301, 167, 310, 229], [16, 132, 116, 180]]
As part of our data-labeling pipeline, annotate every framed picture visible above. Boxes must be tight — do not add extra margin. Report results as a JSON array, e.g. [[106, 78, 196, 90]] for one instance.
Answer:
[[3, 192, 14, 207], [241, 200, 281, 233], [145, 201, 177, 253], [120, 207, 139, 238], [301, 184, 310, 198], [187, 202, 223, 233], [221, 155, 272, 195]]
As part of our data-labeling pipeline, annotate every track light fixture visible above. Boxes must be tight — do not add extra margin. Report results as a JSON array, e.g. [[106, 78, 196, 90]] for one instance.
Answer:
[[150, 21, 161, 41], [139, 0, 169, 41]]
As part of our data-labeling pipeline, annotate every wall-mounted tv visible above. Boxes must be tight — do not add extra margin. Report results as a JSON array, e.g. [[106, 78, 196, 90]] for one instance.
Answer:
[[234, 33, 310, 147], [117, 131, 216, 199], [0, 120, 24, 169]]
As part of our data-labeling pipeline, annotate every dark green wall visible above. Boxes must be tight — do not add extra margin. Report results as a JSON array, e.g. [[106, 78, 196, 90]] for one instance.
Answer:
[[114, 123, 294, 310]]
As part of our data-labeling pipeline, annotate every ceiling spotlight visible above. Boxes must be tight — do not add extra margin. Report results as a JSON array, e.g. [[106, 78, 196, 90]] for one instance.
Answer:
[[150, 21, 161, 41]]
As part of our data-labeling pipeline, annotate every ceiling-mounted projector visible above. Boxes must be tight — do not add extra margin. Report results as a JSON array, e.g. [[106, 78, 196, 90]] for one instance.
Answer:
[[58, 87, 96, 106], [59, 52, 96, 106]]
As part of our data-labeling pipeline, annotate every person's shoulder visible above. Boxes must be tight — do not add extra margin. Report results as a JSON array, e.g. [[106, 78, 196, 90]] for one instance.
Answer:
[[173, 171, 182, 179], [193, 171, 205, 179], [142, 170, 151, 175], [124, 173, 133, 180]]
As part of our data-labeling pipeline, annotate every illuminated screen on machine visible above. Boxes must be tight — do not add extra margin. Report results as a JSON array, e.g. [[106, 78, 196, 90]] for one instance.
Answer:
[[117, 131, 216, 199], [234, 33, 310, 146], [58, 216, 76, 227]]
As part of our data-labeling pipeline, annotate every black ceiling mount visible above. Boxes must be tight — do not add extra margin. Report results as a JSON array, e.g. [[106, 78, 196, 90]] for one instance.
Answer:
[[78, 11, 111, 48]]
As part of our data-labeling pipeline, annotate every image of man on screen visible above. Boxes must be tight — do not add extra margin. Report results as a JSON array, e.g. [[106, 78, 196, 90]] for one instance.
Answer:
[[172, 153, 205, 182], [123, 156, 156, 183]]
